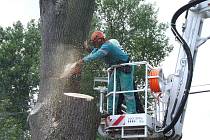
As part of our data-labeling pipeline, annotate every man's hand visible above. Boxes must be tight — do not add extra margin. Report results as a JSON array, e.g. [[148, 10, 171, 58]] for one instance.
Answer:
[[72, 59, 84, 75], [69, 59, 83, 76], [60, 59, 84, 78], [78, 59, 84, 65]]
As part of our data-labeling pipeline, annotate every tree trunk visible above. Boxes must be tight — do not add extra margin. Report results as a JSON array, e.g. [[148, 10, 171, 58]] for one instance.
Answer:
[[28, 0, 97, 140]]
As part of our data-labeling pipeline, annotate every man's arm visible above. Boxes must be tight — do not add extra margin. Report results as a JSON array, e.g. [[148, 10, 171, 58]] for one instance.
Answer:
[[66, 47, 107, 76], [82, 48, 108, 62], [69, 43, 111, 76]]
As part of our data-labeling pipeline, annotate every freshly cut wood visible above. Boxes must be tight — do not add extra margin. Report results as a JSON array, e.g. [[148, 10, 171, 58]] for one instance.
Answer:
[[64, 93, 94, 101]]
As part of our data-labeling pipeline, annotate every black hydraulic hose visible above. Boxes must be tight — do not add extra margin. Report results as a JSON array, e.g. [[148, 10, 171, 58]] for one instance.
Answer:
[[163, 0, 207, 134]]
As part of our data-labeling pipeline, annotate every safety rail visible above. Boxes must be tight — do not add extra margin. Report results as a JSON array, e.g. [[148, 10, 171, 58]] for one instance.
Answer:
[[94, 61, 166, 138], [107, 61, 153, 116]]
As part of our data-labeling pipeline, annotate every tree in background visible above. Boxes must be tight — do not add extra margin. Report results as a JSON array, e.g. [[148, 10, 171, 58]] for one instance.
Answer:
[[96, 0, 172, 65], [0, 20, 40, 139]]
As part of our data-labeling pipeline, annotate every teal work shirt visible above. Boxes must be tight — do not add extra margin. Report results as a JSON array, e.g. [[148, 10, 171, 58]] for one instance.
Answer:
[[82, 39, 129, 66]]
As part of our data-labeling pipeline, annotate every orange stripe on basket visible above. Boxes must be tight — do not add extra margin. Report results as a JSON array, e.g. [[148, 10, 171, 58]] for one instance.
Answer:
[[149, 69, 161, 93]]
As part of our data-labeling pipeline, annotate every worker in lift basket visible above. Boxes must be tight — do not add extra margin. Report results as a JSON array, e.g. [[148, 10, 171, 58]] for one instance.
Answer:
[[72, 31, 137, 114]]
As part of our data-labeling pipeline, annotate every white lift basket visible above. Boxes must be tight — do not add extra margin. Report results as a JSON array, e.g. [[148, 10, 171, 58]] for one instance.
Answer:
[[94, 61, 167, 139]]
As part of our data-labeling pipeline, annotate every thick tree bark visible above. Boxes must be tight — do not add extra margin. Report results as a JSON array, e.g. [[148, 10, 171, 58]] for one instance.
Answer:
[[28, 0, 97, 140]]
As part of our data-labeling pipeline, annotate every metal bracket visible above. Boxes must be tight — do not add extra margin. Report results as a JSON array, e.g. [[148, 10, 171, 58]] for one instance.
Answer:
[[196, 36, 210, 48]]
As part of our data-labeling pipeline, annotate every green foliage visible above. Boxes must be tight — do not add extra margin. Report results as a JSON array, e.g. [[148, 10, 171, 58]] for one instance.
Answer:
[[80, 62, 103, 96], [0, 20, 40, 139], [96, 0, 172, 66]]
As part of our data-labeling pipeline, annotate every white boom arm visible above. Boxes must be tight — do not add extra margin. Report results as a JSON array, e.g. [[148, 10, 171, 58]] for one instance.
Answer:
[[163, 0, 210, 138]]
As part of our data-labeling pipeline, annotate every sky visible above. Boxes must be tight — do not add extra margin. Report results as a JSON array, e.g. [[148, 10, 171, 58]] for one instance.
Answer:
[[0, 0, 210, 140], [0, 0, 39, 27]]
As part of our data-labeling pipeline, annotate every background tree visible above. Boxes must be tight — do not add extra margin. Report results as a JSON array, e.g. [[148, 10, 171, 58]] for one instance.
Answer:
[[0, 20, 40, 139], [96, 0, 172, 65]]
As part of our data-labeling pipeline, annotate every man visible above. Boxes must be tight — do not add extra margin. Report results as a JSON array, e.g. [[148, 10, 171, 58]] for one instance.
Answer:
[[73, 31, 136, 114]]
